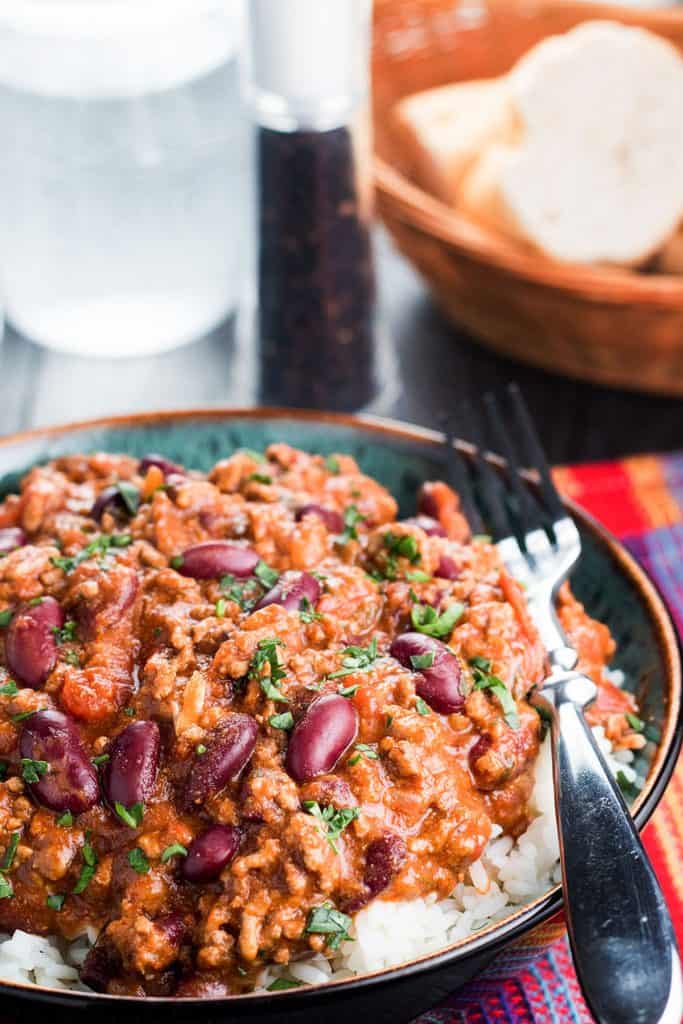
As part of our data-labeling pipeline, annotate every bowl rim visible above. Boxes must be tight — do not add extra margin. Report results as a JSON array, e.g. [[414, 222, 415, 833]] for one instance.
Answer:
[[373, 156, 683, 306], [0, 404, 680, 1008]]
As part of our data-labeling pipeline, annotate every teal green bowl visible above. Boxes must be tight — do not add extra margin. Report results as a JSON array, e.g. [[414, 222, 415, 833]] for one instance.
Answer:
[[0, 407, 680, 1021]]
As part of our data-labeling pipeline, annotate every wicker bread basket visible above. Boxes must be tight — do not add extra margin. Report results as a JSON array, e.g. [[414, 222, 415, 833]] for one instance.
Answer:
[[372, 0, 683, 395]]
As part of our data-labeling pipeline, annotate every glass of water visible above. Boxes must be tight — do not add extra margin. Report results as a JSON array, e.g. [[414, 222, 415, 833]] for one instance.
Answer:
[[0, 0, 246, 358]]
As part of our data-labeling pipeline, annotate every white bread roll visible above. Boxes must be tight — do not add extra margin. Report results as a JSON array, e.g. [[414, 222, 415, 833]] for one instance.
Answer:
[[392, 78, 517, 205], [460, 22, 683, 265]]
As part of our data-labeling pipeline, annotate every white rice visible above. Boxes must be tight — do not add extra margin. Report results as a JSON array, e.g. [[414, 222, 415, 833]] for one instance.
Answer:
[[0, 726, 641, 994]]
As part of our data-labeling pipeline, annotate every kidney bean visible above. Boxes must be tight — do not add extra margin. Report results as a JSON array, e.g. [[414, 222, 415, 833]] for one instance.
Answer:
[[90, 484, 139, 523], [6, 596, 64, 689], [402, 515, 446, 538], [286, 694, 358, 783], [184, 714, 258, 807], [79, 941, 122, 993], [155, 911, 186, 948], [300, 775, 357, 810], [468, 734, 494, 788], [0, 527, 26, 554], [295, 503, 344, 533], [435, 554, 460, 580], [139, 454, 184, 478], [102, 720, 160, 809], [418, 483, 440, 520], [255, 570, 321, 613], [390, 632, 465, 714], [20, 710, 99, 813], [344, 832, 407, 913], [173, 541, 259, 580], [181, 824, 241, 883]]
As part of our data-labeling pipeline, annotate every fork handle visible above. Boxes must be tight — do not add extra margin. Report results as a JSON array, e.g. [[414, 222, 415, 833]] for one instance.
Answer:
[[540, 672, 682, 1024]]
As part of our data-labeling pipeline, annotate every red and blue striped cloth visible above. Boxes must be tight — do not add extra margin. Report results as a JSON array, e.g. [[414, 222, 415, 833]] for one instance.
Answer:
[[419, 451, 683, 1023]]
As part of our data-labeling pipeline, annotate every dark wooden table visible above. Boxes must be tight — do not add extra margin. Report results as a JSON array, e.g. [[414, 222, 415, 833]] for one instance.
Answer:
[[0, 229, 680, 463]]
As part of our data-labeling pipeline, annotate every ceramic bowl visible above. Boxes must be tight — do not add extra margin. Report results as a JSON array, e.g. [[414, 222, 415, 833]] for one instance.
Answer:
[[0, 408, 680, 1023]]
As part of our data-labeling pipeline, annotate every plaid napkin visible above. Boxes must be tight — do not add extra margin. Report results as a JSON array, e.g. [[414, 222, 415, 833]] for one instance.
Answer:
[[418, 451, 683, 1024]]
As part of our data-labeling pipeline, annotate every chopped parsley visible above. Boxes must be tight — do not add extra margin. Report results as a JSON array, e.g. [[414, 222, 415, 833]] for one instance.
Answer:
[[382, 532, 421, 579], [47, 892, 66, 911], [0, 874, 13, 899], [161, 843, 188, 864], [20, 758, 49, 784], [57, 811, 73, 828], [328, 638, 378, 680], [51, 533, 132, 574], [616, 770, 641, 802], [72, 837, 97, 894], [303, 802, 360, 854], [248, 472, 272, 485], [337, 505, 365, 546], [115, 481, 140, 517], [128, 848, 150, 874], [415, 697, 431, 716], [12, 710, 36, 723], [469, 656, 492, 673], [338, 683, 359, 698], [625, 712, 644, 733], [170, 555, 184, 570], [348, 743, 379, 767], [91, 754, 110, 766], [410, 652, 434, 671], [123, 707, 135, 717], [472, 661, 519, 730], [299, 597, 322, 624], [267, 977, 303, 991], [0, 680, 18, 696], [53, 619, 77, 644], [324, 455, 341, 474], [304, 904, 353, 950], [220, 574, 262, 612], [253, 561, 279, 590], [406, 570, 432, 583], [250, 637, 288, 703], [410, 602, 464, 639], [269, 711, 294, 731], [28, 597, 44, 607], [0, 609, 13, 628], [196, 743, 207, 755], [114, 801, 144, 829], [215, 598, 227, 619], [1, 832, 20, 871]]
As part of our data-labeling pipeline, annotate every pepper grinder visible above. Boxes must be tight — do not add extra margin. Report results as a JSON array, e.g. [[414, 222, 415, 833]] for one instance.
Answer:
[[243, 0, 376, 411]]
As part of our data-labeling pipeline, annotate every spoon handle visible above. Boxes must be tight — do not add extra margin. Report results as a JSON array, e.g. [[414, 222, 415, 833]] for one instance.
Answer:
[[544, 672, 682, 1024]]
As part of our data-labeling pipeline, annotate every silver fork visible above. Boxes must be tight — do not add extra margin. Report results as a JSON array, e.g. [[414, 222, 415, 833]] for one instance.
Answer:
[[445, 384, 682, 1024]]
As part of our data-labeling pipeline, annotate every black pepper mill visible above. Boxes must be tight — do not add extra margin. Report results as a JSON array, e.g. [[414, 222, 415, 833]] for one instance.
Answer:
[[243, 0, 376, 411]]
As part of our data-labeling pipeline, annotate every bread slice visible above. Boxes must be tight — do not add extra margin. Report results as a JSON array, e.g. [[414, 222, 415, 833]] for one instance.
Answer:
[[473, 22, 683, 265], [392, 77, 518, 205], [658, 227, 683, 274]]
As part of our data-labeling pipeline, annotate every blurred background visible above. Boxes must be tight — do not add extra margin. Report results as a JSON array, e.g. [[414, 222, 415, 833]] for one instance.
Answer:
[[0, 0, 681, 462]]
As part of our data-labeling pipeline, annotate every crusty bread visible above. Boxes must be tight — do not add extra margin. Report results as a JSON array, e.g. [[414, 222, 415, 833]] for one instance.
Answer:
[[396, 21, 683, 267], [658, 227, 683, 274], [392, 78, 518, 205]]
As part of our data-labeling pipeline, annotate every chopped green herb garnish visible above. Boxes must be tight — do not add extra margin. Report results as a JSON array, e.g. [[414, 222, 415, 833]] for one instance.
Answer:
[[28, 597, 44, 607], [12, 710, 36, 723], [161, 843, 188, 864], [337, 505, 365, 546], [123, 707, 135, 717], [72, 837, 97, 894], [47, 893, 65, 911], [381, 532, 421, 580], [324, 455, 341, 474], [299, 596, 322, 624], [52, 534, 132, 574], [328, 638, 378, 680], [0, 874, 13, 899], [53, 619, 77, 645], [269, 711, 294, 731], [91, 754, 110, 766], [410, 652, 434, 671], [473, 674, 519, 729], [616, 770, 640, 801], [170, 555, 183, 570], [411, 602, 464, 639], [303, 802, 360, 854], [57, 811, 73, 828], [1, 832, 20, 871], [115, 481, 140, 517], [0, 680, 18, 696], [415, 697, 431, 716], [215, 598, 227, 619], [625, 712, 644, 733], [248, 472, 272, 485], [114, 801, 144, 829], [196, 743, 207, 755], [267, 977, 303, 991], [469, 656, 492, 673], [250, 637, 288, 703], [0, 609, 13, 627], [304, 904, 353, 949], [348, 743, 379, 767], [386, 715, 394, 729], [254, 561, 279, 590], [220, 573, 263, 612], [128, 847, 150, 874], [20, 758, 49, 784], [338, 683, 359, 698], [64, 650, 81, 667], [406, 570, 432, 583]]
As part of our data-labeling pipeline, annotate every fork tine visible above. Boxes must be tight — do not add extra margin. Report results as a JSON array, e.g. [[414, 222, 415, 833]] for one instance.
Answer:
[[507, 383, 566, 520], [462, 399, 511, 541], [482, 391, 545, 535], [442, 417, 485, 535]]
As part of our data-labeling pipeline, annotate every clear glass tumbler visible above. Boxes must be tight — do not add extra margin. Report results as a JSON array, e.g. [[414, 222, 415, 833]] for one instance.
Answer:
[[0, 0, 246, 358]]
